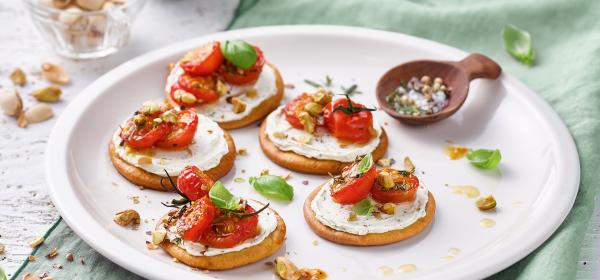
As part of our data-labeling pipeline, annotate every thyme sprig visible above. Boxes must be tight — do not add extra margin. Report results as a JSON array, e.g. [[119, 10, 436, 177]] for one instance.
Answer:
[[341, 84, 361, 96], [333, 94, 377, 115], [160, 169, 191, 208]]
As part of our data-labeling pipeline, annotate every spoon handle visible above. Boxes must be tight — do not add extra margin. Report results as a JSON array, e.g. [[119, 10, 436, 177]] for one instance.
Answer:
[[456, 53, 502, 81]]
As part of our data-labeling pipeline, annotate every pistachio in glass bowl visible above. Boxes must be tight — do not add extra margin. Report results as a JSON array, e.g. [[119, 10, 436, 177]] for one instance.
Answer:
[[24, 0, 147, 59]]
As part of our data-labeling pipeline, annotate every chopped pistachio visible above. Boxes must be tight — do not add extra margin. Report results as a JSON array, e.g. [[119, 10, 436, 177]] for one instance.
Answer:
[[28, 255, 36, 261], [132, 114, 146, 126], [145, 241, 159, 250], [31, 86, 61, 102], [347, 212, 358, 222], [231, 97, 247, 114], [151, 230, 166, 245], [310, 88, 332, 105], [245, 87, 257, 98], [292, 135, 312, 144], [173, 89, 197, 105], [260, 169, 269, 176], [160, 111, 177, 123], [113, 209, 141, 226], [476, 195, 497, 211], [29, 236, 45, 248], [377, 171, 395, 189], [298, 112, 315, 133], [272, 131, 287, 139], [303, 102, 323, 116], [216, 80, 229, 96], [10, 68, 26, 86], [45, 248, 58, 259], [0, 243, 5, 254], [237, 148, 248, 156], [381, 203, 396, 215], [234, 177, 245, 183], [404, 156, 415, 173], [141, 101, 160, 115], [274, 257, 300, 280], [152, 117, 163, 124], [376, 158, 394, 167]]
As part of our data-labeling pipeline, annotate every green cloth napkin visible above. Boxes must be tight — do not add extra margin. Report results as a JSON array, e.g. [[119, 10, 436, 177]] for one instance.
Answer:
[[11, 0, 600, 279]]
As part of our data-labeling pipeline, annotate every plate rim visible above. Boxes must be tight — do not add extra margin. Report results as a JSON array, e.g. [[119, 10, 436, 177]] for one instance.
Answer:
[[45, 25, 580, 280]]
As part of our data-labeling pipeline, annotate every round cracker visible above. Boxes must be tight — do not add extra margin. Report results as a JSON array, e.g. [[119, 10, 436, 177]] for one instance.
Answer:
[[258, 121, 388, 175], [303, 185, 436, 246], [109, 130, 236, 191], [165, 62, 285, 130], [157, 205, 286, 270]]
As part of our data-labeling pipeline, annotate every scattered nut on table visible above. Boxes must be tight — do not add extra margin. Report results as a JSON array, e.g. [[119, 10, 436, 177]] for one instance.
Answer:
[[19, 103, 54, 128], [476, 195, 497, 211], [28, 236, 45, 248], [31, 85, 62, 102], [0, 89, 23, 116], [274, 256, 327, 280], [113, 209, 141, 227], [10, 68, 27, 86], [41, 63, 70, 85]]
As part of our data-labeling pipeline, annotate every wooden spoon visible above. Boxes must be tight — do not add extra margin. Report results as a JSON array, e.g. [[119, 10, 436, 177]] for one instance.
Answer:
[[375, 53, 501, 125]]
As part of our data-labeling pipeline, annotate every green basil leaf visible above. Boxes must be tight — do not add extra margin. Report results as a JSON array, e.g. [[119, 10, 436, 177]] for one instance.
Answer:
[[220, 40, 257, 70], [466, 149, 502, 169], [502, 24, 535, 66], [352, 199, 374, 216], [356, 153, 373, 174], [208, 181, 241, 210], [249, 175, 294, 201]]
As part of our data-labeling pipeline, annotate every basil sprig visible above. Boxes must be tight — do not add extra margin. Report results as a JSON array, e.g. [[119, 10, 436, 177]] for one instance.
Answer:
[[352, 199, 374, 216], [333, 94, 376, 115], [209, 181, 242, 210], [220, 40, 257, 70], [0, 266, 7, 280], [249, 175, 294, 201], [466, 149, 502, 169], [502, 24, 535, 66], [356, 153, 373, 174]]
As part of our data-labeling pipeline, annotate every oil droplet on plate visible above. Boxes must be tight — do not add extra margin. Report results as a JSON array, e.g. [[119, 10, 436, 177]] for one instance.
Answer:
[[512, 201, 524, 207], [480, 218, 496, 228], [398, 264, 417, 273], [441, 256, 454, 261], [444, 144, 470, 160], [312, 240, 319, 246], [377, 266, 394, 276], [449, 185, 480, 198], [448, 248, 461, 256]]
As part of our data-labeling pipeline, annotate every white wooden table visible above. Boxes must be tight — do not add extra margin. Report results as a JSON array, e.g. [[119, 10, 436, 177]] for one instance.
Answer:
[[0, 0, 237, 276], [0, 0, 597, 278]]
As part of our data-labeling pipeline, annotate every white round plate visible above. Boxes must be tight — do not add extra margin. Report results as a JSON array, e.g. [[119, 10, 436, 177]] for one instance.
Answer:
[[46, 25, 579, 280]]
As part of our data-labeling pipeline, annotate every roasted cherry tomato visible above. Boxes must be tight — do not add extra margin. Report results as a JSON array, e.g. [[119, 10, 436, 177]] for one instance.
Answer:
[[200, 204, 259, 248], [155, 109, 198, 149], [120, 119, 171, 149], [283, 93, 313, 129], [323, 98, 374, 144], [330, 163, 377, 204], [217, 47, 265, 85], [177, 196, 218, 242], [176, 166, 214, 201], [180, 42, 224, 75], [371, 169, 420, 203], [176, 73, 219, 103]]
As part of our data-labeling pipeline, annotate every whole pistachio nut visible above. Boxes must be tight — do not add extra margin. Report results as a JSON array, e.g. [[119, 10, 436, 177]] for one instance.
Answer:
[[24, 103, 54, 124], [75, 0, 105, 11], [52, 0, 73, 8], [113, 209, 141, 226], [31, 86, 62, 102], [41, 63, 70, 85], [0, 89, 23, 116], [10, 68, 26, 86]]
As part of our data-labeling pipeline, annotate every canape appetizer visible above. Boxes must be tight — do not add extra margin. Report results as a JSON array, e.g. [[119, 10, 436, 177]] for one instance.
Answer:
[[165, 40, 284, 129], [303, 155, 435, 245], [108, 100, 236, 190], [259, 88, 388, 174], [154, 168, 286, 270]]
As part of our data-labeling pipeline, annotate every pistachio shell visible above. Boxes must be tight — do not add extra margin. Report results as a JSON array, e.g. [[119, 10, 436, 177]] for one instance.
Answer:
[[24, 103, 54, 124], [31, 85, 62, 102], [75, 0, 105, 10], [0, 89, 23, 116], [41, 63, 70, 85], [10, 68, 26, 86], [113, 209, 141, 226]]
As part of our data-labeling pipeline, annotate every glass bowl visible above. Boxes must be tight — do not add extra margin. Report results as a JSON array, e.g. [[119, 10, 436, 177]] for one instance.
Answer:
[[24, 0, 147, 59]]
